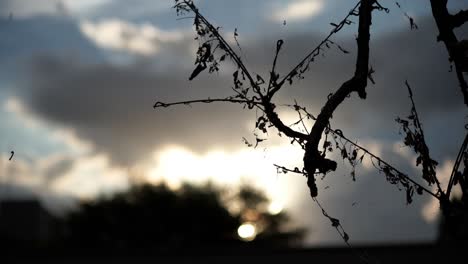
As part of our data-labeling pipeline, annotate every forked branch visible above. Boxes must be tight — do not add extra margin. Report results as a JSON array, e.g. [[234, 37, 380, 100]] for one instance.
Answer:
[[430, 0, 468, 106], [303, 0, 375, 197]]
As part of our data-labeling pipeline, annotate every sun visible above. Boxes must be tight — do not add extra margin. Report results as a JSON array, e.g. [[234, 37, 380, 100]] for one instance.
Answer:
[[237, 222, 257, 241]]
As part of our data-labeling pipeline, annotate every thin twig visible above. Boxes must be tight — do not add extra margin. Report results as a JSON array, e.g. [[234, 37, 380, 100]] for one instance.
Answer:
[[182, 0, 262, 97], [405, 81, 443, 194], [326, 127, 439, 199], [273, 164, 303, 175], [154, 98, 261, 109], [268, 2, 361, 99], [447, 133, 468, 198]]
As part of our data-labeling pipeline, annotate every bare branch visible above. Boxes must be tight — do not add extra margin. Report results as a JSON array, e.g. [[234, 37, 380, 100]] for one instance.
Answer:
[[430, 0, 468, 106], [303, 0, 375, 197], [326, 127, 439, 199], [267, 39, 284, 94], [268, 2, 361, 99], [395, 81, 443, 195], [273, 164, 303, 175], [447, 133, 468, 198], [179, 0, 262, 96], [262, 101, 308, 140], [312, 197, 351, 244], [395, 2, 419, 30], [171, 0, 438, 204], [154, 98, 261, 109], [173, 1, 310, 142], [451, 9, 468, 29], [164, 0, 463, 247]]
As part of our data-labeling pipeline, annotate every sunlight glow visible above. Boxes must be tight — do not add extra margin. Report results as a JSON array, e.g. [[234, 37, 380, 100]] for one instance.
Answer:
[[237, 222, 257, 241], [142, 143, 309, 218], [268, 201, 284, 215], [146, 144, 305, 204]]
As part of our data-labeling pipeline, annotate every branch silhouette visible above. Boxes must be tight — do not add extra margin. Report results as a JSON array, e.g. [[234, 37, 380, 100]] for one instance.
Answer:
[[156, 0, 468, 247], [451, 9, 468, 29], [154, 98, 262, 109], [430, 0, 468, 106], [396, 81, 443, 196], [303, 0, 375, 197]]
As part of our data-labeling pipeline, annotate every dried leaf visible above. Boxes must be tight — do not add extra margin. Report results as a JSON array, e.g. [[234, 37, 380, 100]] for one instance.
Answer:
[[189, 63, 207, 80], [343, 232, 349, 242], [330, 218, 340, 227]]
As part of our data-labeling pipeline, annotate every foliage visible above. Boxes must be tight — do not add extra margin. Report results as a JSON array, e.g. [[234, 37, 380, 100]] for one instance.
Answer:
[[63, 182, 304, 250]]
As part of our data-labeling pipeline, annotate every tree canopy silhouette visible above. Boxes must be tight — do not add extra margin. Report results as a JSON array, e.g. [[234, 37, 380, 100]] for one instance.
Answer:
[[62, 182, 304, 251]]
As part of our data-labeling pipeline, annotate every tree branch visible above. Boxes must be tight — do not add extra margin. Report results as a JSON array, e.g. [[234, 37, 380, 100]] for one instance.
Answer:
[[154, 98, 261, 109], [430, 0, 468, 106], [178, 0, 263, 97], [402, 81, 443, 195], [303, 0, 374, 197], [172, 1, 309, 142], [326, 127, 439, 199], [451, 9, 468, 29], [447, 133, 468, 198], [262, 100, 308, 140], [268, 2, 361, 99]]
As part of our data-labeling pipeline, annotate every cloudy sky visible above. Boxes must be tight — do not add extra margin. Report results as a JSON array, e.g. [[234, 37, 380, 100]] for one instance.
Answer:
[[0, 0, 467, 246]]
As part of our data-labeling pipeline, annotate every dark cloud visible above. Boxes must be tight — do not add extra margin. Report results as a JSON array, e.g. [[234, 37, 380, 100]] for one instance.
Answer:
[[18, 53, 255, 166], [14, 15, 466, 168], [0, 15, 104, 93]]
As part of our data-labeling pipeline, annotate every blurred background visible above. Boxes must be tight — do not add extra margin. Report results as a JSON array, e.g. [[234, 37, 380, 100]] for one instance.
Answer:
[[0, 0, 467, 260]]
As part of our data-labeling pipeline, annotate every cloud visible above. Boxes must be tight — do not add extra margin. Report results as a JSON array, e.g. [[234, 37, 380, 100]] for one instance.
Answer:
[[272, 0, 323, 22], [18, 53, 257, 166], [1, 96, 128, 202], [79, 19, 185, 55], [0, 0, 59, 18], [36, 153, 75, 185], [50, 153, 129, 198], [0, 0, 113, 18], [79, 0, 173, 20], [0, 152, 90, 215], [63, 0, 112, 14], [4, 96, 93, 155]]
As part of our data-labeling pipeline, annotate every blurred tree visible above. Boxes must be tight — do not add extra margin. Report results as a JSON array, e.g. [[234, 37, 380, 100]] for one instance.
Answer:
[[62, 182, 304, 251]]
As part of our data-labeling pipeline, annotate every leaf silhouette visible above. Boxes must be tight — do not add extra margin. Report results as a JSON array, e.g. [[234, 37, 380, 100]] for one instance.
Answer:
[[189, 63, 207, 80]]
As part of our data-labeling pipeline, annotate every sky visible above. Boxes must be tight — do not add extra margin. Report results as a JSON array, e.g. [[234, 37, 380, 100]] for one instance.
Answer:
[[0, 0, 467, 246]]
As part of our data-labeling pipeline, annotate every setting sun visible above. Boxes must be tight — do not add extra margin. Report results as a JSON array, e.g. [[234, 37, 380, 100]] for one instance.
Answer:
[[237, 222, 257, 241]]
